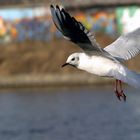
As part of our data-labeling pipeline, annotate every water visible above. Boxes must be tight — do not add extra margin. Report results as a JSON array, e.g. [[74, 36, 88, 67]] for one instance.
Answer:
[[0, 86, 140, 140]]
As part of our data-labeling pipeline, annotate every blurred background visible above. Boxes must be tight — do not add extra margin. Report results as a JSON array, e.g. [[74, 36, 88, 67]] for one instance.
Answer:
[[0, 0, 140, 140]]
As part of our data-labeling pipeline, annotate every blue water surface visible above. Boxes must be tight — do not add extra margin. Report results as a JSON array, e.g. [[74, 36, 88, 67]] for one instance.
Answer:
[[0, 86, 139, 140]]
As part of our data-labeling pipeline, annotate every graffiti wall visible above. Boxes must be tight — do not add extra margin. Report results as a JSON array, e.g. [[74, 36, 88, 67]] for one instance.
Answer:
[[75, 11, 116, 36], [116, 6, 140, 34], [0, 6, 118, 43], [0, 6, 139, 43], [0, 6, 54, 43]]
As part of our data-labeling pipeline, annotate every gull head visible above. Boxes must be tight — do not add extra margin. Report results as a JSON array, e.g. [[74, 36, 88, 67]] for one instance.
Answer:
[[62, 53, 80, 68]]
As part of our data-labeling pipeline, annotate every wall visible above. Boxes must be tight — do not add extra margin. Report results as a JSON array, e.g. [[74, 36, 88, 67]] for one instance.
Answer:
[[0, 6, 139, 43], [116, 6, 140, 34]]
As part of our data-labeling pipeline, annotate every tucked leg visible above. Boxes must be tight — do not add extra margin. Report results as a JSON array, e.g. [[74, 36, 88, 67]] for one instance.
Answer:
[[114, 79, 126, 101], [119, 80, 126, 101], [114, 79, 121, 101]]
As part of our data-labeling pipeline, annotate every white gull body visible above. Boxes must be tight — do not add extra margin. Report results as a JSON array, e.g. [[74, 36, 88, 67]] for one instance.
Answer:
[[66, 52, 140, 88], [77, 53, 117, 77]]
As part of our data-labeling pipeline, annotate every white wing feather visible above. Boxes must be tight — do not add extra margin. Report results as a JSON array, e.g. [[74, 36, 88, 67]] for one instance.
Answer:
[[104, 28, 140, 61]]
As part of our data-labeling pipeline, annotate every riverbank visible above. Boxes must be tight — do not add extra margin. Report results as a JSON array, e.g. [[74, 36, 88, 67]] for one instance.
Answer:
[[0, 35, 139, 89], [0, 73, 114, 89], [0, 34, 115, 75]]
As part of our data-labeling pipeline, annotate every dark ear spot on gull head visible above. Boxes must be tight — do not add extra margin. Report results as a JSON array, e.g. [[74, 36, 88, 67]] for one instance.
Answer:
[[61, 53, 80, 68]]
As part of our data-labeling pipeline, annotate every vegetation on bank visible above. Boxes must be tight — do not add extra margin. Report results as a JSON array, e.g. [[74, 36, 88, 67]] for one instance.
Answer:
[[0, 34, 139, 76]]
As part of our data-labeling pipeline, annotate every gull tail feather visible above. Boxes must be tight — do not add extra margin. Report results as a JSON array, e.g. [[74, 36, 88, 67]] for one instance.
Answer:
[[114, 65, 140, 88]]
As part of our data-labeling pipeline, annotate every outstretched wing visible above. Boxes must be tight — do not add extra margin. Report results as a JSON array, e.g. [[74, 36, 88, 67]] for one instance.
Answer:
[[104, 28, 140, 61], [50, 5, 103, 52]]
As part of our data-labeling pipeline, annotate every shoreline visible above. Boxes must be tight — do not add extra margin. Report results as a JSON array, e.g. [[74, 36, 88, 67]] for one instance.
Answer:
[[0, 73, 114, 89]]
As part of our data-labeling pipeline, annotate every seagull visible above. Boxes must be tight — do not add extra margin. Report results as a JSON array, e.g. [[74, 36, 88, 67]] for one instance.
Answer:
[[50, 5, 140, 101]]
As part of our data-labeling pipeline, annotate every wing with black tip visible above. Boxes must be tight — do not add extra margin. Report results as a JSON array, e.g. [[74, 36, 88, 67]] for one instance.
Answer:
[[50, 5, 103, 52]]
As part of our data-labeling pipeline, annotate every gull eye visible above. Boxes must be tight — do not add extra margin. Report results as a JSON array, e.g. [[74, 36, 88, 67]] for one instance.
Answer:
[[71, 58, 75, 61]]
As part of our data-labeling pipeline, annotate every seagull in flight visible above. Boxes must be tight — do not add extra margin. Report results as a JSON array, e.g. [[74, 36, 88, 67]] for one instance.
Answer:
[[50, 5, 140, 101]]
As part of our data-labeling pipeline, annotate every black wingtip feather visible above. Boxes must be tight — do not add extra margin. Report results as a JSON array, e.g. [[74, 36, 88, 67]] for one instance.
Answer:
[[50, 4, 98, 51], [50, 5, 54, 8], [61, 8, 65, 12], [56, 5, 59, 8]]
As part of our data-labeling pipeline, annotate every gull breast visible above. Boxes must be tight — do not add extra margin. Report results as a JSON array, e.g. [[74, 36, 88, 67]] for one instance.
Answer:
[[79, 55, 118, 77]]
